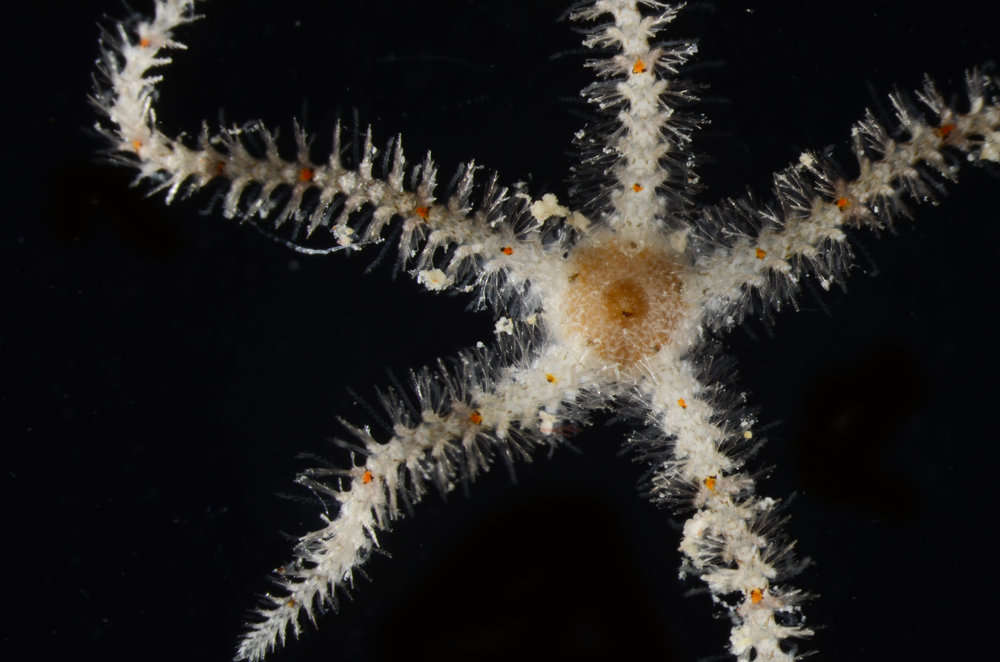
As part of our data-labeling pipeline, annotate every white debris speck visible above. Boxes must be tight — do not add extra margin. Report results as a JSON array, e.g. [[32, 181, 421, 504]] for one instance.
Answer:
[[530, 193, 570, 222], [567, 211, 591, 232], [334, 224, 355, 246], [668, 227, 689, 253], [539, 410, 557, 436], [417, 269, 451, 291], [494, 317, 514, 336]]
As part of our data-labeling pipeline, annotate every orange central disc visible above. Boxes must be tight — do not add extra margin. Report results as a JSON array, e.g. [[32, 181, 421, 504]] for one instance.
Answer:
[[563, 240, 683, 366]]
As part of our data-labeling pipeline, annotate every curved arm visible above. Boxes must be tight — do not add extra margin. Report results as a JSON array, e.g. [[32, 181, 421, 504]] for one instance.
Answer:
[[90, 0, 563, 299]]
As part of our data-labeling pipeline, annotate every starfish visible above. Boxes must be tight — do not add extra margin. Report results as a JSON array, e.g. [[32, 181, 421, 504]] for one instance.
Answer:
[[91, 1, 1000, 660]]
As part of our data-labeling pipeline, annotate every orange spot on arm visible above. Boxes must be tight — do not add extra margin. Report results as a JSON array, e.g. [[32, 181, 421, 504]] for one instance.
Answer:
[[703, 476, 716, 491], [750, 588, 764, 604], [298, 167, 314, 183], [501, 246, 513, 255], [362, 469, 373, 484], [677, 398, 687, 409], [632, 58, 646, 74], [755, 247, 766, 260], [415, 206, 430, 220], [469, 411, 483, 425], [934, 123, 956, 139]]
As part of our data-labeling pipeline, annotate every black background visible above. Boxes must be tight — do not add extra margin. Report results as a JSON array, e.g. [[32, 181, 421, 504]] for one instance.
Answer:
[[7, 1, 1000, 661]]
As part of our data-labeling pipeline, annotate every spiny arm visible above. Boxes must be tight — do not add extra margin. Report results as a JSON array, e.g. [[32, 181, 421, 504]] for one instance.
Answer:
[[569, 0, 704, 235], [90, 0, 561, 300], [235, 340, 599, 661], [632, 349, 812, 661], [687, 70, 1000, 330]]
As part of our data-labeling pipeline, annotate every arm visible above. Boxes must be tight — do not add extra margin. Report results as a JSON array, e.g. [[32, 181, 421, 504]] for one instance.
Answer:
[[568, 0, 704, 235], [687, 71, 1000, 331], [633, 348, 812, 661], [235, 339, 602, 661], [90, 0, 566, 299]]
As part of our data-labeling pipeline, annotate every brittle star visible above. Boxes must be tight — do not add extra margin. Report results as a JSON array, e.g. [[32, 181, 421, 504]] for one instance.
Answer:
[[91, 1, 1000, 660]]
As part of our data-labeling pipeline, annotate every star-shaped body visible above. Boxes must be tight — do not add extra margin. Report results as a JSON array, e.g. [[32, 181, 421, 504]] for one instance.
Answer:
[[92, 2, 1000, 661]]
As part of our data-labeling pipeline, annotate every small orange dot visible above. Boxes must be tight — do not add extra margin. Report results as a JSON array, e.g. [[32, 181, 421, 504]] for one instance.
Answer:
[[286, 598, 297, 608], [415, 206, 430, 220], [139, 37, 152, 48], [703, 476, 717, 492], [545, 373, 557, 383], [502, 246, 514, 255], [362, 469, 373, 484], [934, 123, 956, 139], [632, 58, 646, 74], [750, 588, 764, 604], [131, 139, 142, 153], [755, 247, 766, 260], [677, 398, 687, 409], [835, 196, 851, 210], [298, 167, 314, 182], [469, 411, 483, 425], [632, 183, 643, 192]]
